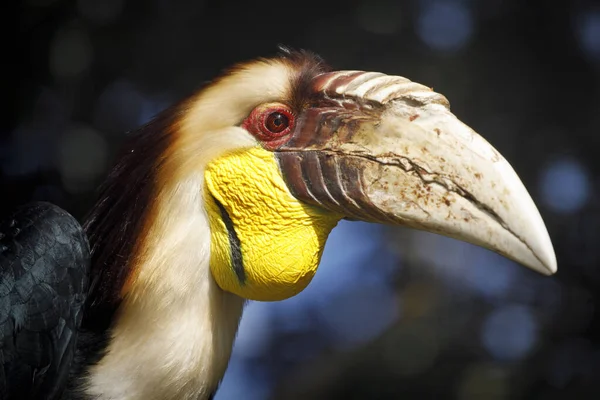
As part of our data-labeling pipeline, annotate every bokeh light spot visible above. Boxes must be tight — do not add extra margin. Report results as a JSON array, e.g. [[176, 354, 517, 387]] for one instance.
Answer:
[[481, 304, 537, 361], [540, 158, 590, 214], [463, 248, 520, 301], [408, 231, 519, 300], [321, 283, 400, 350], [417, 0, 474, 52], [49, 28, 93, 80], [575, 10, 600, 61]]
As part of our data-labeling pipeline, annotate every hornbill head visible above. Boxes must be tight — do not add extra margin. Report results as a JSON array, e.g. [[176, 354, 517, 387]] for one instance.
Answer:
[[199, 52, 555, 302], [88, 50, 556, 310]]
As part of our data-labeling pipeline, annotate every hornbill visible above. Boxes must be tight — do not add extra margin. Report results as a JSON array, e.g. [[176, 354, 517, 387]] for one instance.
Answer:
[[0, 50, 556, 400]]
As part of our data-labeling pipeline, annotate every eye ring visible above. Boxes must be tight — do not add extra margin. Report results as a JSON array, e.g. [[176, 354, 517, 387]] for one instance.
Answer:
[[243, 103, 295, 144]]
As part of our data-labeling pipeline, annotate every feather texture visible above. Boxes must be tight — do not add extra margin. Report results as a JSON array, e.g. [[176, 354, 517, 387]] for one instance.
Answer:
[[0, 202, 90, 400]]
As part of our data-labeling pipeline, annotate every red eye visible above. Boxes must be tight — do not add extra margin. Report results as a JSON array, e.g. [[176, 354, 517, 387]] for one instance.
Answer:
[[264, 112, 289, 134], [242, 103, 295, 147]]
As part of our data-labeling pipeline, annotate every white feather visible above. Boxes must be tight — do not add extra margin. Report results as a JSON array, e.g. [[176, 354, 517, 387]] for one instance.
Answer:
[[85, 59, 294, 400]]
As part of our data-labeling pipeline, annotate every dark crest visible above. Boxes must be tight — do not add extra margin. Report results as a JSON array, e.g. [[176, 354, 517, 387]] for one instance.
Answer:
[[277, 46, 331, 110]]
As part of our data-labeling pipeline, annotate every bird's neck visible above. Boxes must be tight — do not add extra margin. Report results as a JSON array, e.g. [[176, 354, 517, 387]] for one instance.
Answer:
[[84, 176, 244, 400]]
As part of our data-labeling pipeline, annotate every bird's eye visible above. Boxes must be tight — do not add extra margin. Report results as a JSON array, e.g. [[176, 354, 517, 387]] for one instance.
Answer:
[[242, 103, 295, 146], [264, 112, 289, 134]]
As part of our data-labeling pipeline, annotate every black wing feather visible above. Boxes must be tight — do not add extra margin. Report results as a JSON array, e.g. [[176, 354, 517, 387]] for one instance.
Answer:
[[0, 202, 90, 400]]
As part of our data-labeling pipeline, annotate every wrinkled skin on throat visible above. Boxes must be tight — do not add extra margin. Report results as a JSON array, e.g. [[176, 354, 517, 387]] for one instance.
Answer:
[[205, 147, 341, 301]]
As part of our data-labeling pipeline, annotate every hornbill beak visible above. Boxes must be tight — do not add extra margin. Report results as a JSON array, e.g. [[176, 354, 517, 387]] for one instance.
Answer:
[[276, 71, 556, 275]]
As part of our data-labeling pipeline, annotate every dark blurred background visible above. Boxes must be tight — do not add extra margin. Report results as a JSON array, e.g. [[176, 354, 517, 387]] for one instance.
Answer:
[[4, 0, 600, 399]]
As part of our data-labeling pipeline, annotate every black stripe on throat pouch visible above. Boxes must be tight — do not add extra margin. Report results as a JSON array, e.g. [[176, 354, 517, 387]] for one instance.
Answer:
[[212, 196, 246, 284]]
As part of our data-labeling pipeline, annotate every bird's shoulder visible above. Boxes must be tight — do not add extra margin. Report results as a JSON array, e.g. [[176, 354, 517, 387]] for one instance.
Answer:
[[0, 202, 91, 400]]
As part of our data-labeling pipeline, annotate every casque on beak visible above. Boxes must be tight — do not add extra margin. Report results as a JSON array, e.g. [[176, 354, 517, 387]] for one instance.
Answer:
[[276, 71, 557, 275]]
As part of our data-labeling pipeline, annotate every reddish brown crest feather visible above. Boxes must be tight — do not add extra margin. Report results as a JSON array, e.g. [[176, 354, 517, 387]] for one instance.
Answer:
[[277, 48, 331, 110]]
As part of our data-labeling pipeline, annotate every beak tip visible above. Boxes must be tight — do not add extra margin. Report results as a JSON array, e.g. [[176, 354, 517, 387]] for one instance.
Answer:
[[527, 238, 557, 276], [540, 253, 558, 276], [534, 220, 558, 276], [532, 262, 556, 276]]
